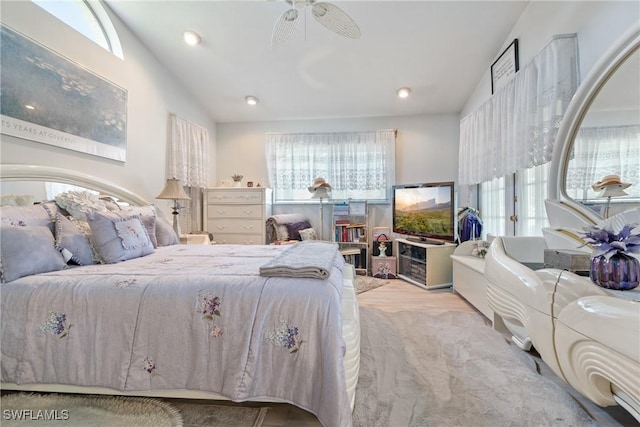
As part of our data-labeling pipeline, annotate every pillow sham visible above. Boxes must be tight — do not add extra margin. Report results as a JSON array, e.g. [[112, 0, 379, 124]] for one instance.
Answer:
[[54, 213, 95, 266], [0, 225, 66, 282], [155, 215, 179, 246], [86, 211, 154, 263], [0, 203, 56, 233], [122, 205, 158, 248]]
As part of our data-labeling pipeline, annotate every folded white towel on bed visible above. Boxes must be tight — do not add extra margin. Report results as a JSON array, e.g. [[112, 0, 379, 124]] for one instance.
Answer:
[[259, 240, 339, 279]]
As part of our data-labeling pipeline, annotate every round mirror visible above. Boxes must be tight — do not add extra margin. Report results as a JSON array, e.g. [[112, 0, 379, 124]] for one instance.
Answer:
[[564, 46, 640, 218], [547, 24, 640, 230]]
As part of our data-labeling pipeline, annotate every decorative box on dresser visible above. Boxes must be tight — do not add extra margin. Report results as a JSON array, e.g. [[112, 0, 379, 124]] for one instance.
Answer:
[[204, 187, 272, 244]]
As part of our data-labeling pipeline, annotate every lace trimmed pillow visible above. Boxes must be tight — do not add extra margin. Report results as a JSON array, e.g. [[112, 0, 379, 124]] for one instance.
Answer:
[[54, 213, 96, 266], [86, 211, 154, 264]]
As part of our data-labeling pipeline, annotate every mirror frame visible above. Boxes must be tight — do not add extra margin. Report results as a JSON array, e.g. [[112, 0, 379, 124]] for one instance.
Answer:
[[547, 23, 640, 227]]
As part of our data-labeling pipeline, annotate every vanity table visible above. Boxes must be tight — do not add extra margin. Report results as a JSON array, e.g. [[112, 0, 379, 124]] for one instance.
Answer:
[[487, 22, 640, 422]]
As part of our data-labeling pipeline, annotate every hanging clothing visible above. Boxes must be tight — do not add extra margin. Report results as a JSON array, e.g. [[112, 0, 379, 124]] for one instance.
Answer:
[[458, 207, 483, 243]]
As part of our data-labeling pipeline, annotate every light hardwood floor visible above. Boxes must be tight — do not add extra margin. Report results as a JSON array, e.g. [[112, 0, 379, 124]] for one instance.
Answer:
[[172, 279, 637, 427]]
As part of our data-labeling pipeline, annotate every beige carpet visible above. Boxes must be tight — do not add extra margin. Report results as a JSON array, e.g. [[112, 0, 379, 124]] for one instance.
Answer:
[[352, 308, 599, 427], [354, 275, 390, 294]]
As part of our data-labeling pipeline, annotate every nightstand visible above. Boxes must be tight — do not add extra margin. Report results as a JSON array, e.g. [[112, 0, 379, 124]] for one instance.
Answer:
[[180, 234, 211, 245]]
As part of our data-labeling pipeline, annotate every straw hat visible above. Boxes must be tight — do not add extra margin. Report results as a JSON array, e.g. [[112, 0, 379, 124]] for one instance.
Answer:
[[308, 177, 332, 193], [591, 174, 631, 191]]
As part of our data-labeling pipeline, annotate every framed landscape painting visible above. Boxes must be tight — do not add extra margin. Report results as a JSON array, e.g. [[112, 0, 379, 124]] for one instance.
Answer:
[[0, 25, 127, 162]]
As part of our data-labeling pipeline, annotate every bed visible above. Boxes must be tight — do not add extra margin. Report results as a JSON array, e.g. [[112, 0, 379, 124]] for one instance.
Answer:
[[0, 165, 360, 427]]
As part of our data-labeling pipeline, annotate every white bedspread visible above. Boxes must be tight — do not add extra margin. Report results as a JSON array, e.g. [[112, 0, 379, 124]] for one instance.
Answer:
[[1, 244, 351, 427]]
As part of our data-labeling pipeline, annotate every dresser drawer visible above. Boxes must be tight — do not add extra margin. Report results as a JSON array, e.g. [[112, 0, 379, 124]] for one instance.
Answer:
[[207, 204, 263, 219], [207, 218, 264, 234], [207, 190, 264, 204], [213, 233, 263, 245]]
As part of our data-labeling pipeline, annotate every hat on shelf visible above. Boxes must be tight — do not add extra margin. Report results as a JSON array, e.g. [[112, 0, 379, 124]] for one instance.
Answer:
[[591, 174, 631, 191]]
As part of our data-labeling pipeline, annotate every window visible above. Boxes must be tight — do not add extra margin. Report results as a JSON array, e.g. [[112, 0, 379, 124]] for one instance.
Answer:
[[479, 162, 550, 238], [32, 0, 123, 59], [266, 130, 396, 203]]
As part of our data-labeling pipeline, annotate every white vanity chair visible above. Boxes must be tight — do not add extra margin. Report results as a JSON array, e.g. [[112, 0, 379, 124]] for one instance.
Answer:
[[486, 22, 640, 422]]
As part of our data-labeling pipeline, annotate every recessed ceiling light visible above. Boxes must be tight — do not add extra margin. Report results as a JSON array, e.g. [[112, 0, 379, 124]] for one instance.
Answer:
[[245, 96, 259, 106], [397, 87, 411, 98], [183, 31, 201, 46], [24, 104, 35, 110]]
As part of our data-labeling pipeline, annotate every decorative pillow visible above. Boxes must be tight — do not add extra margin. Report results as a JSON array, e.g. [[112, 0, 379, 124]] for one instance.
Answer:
[[285, 220, 313, 241], [55, 191, 107, 221], [299, 228, 317, 240], [54, 213, 95, 265], [0, 204, 55, 232], [0, 225, 66, 282], [155, 215, 179, 246], [122, 205, 158, 248], [86, 211, 154, 263]]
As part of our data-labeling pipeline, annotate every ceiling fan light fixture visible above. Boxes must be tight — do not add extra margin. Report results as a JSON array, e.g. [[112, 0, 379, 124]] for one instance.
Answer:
[[397, 87, 411, 98], [183, 30, 201, 46], [245, 96, 259, 106]]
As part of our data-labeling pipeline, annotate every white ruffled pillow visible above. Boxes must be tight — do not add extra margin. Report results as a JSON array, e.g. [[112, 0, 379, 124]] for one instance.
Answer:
[[55, 191, 108, 221]]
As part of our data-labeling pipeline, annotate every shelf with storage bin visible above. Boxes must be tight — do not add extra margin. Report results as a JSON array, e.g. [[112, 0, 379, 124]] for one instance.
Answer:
[[333, 200, 368, 275]]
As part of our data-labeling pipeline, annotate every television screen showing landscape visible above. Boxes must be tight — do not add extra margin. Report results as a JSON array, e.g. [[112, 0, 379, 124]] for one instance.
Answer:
[[394, 185, 453, 237]]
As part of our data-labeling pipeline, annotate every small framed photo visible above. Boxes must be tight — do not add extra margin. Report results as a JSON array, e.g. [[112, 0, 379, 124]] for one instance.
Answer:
[[491, 39, 519, 94]]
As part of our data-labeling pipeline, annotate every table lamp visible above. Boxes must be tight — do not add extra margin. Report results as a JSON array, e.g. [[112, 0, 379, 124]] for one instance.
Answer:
[[156, 178, 191, 236], [591, 174, 631, 218]]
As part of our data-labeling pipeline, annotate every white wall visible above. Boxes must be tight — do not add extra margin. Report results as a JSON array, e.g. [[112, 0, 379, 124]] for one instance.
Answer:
[[462, 1, 640, 117], [216, 113, 460, 234], [0, 1, 217, 220]]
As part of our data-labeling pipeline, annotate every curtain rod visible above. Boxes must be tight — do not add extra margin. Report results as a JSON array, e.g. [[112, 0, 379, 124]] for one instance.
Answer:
[[169, 113, 207, 129], [265, 129, 397, 136]]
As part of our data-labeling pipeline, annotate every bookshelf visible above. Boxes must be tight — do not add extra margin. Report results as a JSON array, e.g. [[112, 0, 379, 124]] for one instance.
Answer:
[[333, 200, 368, 275]]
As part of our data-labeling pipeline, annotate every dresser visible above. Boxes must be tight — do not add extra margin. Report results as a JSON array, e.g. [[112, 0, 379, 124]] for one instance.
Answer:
[[204, 187, 272, 244]]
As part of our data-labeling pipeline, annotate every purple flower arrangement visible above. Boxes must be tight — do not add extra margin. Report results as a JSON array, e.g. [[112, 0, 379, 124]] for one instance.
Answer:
[[581, 223, 640, 258]]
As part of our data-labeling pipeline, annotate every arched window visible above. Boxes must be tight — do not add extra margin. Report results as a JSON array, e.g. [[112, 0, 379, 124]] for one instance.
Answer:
[[32, 0, 123, 59]]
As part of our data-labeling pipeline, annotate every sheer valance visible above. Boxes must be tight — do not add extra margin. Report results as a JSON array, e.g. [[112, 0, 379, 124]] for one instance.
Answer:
[[168, 114, 210, 189], [459, 34, 579, 185], [265, 130, 396, 202]]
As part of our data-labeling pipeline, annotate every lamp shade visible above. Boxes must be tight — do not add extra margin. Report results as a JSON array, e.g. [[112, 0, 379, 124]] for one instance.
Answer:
[[156, 178, 191, 200], [599, 185, 629, 198]]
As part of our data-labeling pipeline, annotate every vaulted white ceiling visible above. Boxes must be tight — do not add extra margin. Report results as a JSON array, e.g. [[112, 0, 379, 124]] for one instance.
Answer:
[[105, 1, 529, 123]]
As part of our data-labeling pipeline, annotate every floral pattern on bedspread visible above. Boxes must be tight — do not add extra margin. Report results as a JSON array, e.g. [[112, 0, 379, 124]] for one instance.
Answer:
[[266, 321, 304, 354], [1, 244, 352, 427], [38, 311, 72, 339]]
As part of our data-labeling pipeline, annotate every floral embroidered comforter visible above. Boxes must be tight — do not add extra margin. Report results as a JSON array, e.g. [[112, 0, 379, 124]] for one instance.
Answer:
[[1, 244, 351, 427]]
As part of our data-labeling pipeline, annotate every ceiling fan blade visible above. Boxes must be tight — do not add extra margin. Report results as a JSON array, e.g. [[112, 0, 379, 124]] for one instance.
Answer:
[[271, 8, 300, 48], [312, 2, 361, 39]]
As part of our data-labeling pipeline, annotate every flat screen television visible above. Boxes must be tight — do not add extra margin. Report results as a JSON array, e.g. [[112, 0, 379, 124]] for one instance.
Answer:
[[392, 182, 456, 243]]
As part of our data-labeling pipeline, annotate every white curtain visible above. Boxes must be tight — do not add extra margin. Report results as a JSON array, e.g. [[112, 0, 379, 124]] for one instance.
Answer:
[[459, 34, 579, 185], [265, 130, 396, 202], [566, 125, 640, 201], [168, 114, 210, 189]]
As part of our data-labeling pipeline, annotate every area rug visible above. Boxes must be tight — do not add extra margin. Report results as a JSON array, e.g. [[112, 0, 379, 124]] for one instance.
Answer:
[[354, 275, 390, 294], [0, 393, 183, 427], [352, 308, 599, 427]]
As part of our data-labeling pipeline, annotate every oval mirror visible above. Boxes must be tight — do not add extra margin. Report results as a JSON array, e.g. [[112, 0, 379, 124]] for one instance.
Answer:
[[547, 24, 640, 230]]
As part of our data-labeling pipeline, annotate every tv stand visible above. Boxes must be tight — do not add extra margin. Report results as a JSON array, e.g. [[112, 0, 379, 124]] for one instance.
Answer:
[[406, 236, 445, 245], [395, 238, 455, 289]]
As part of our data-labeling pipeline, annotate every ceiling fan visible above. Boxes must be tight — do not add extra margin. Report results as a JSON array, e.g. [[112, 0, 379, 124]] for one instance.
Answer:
[[271, 0, 361, 48]]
